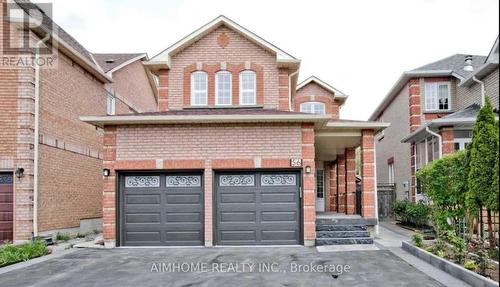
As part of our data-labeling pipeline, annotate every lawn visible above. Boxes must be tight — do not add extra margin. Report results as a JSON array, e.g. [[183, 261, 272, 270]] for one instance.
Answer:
[[0, 240, 50, 268]]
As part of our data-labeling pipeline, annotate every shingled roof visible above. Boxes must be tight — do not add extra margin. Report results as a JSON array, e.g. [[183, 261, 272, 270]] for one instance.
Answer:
[[93, 53, 146, 73], [411, 54, 487, 79]]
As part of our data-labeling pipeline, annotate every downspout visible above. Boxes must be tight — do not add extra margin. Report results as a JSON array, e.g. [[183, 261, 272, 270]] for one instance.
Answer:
[[288, 70, 299, 111], [425, 127, 442, 159], [472, 76, 485, 106], [373, 141, 379, 235]]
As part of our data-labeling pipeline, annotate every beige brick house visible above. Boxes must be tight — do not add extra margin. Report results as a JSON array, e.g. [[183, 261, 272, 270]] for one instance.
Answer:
[[82, 16, 388, 247], [0, 0, 157, 243], [370, 37, 499, 202]]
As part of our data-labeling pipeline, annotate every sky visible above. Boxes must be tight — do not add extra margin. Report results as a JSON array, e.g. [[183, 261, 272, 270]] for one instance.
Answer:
[[44, 0, 499, 120]]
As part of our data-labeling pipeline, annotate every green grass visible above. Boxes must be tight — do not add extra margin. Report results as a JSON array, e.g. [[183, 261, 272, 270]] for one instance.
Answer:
[[0, 240, 49, 267], [56, 233, 71, 242]]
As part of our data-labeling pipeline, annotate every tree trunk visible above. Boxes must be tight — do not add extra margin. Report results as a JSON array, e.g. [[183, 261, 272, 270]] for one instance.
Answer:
[[480, 207, 484, 239], [487, 209, 495, 250]]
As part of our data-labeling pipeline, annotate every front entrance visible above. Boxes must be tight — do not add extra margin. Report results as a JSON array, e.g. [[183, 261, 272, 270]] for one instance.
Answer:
[[0, 173, 13, 243], [119, 172, 203, 246], [215, 171, 301, 245]]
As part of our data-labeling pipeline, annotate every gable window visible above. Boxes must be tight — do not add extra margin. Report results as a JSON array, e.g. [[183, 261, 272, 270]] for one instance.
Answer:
[[239, 70, 256, 105], [300, 102, 326, 115], [216, 71, 232, 105], [425, 82, 450, 111], [388, 163, 395, 184], [106, 92, 115, 115], [191, 71, 208, 106]]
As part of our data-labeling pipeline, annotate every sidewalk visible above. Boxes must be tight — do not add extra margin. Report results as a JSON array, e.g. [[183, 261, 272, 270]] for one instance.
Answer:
[[375, 221, 471, 287]]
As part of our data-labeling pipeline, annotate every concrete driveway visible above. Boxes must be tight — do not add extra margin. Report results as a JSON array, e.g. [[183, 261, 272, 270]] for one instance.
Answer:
[[0, 247, 443, 287]]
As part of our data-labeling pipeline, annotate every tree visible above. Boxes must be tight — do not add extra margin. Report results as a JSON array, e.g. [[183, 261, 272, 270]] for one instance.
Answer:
[[466, 97, 498, 248]]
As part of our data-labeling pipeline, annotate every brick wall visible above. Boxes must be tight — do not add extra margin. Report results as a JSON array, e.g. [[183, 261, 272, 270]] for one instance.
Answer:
[[408, 78, 421, 132], [295, 82, 340, 118], [345, 148, 356, 214], [361, 130, 376, 218], [167, 26, 281, 110], [440, 126, 454, 155], [336, 155, 346, 213], [327, 162, 337, 212]]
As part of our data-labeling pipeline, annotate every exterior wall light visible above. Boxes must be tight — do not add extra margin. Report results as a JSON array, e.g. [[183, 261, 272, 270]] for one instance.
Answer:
[[15, 167, 24, 178], [305, 166, 312, 174], [103, 168, 111, 177]]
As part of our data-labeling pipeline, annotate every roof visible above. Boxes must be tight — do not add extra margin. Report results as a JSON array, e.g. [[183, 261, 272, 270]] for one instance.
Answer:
[[93, 53, 147, 73], [146, 15, 300, 71], [460, 37, 499, 87], [296, 76, 349, 102], [369, 54, 487, 121]]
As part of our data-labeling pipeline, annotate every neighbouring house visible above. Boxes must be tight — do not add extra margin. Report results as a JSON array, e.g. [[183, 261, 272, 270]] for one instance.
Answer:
[[0, 0, 158, 243], [370, 37, 499, 203], [81, 15, 389, 247]]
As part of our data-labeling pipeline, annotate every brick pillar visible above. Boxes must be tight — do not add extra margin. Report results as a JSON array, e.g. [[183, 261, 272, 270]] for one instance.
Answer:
[[103, 126, 117, 247], [204, 160, 213, 246], [410, 143, 416, 202], [302, 124, 316, 246], [328, 161, 338, 212], [345, 148, 356, 215], [440, 127, 454, 155], [158, 69, 169, 111], [361, 129, 376, 218], [408, 78, 421, 132], [278, 68, 290, 111], [336, 154, 346, 214]]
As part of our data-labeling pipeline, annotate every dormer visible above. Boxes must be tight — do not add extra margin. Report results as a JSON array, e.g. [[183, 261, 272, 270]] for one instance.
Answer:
[[295, 76, 348, 119]]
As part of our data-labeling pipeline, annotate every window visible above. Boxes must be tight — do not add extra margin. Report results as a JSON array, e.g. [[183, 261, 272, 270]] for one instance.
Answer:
[[239, 70, 256, 105], [216, 71, 232, 105], [454, 138, 471, 151], [388, 163, 395, 184], [300, 102, 326, 115], [425, 82, 450, 111], [106, 93, 115, 115], [316, 169, 324, 199], [191, 71, 208, 106]]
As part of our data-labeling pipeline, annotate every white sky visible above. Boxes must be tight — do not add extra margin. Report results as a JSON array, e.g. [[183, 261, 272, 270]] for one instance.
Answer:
[[44, 0, 499, 120]]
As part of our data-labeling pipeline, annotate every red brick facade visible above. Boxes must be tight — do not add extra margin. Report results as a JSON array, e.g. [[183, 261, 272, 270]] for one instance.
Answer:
[[295, 82, 341, 118], [361, 130, 376, 218], [440, 127, 455, 155]]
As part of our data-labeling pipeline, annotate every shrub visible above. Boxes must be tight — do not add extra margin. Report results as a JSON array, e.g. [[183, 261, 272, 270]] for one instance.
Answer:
[[436, 250, 446, 258], [445, 230, 467, 264], [0, 240, 49, 267], [464, 260, 477, 271], [412, 233, 424, 248], [393, 200, 430, 227], [56, 233, 71, 242]]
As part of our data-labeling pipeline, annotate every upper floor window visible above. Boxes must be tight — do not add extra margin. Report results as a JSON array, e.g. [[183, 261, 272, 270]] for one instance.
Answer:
[[216, 71, 232, 105], [191, 71, 208, 106], [300, 102, 326, 115], [106, 92, 115, 115], [240, 70, 256, 105], [425, 82, 450, 111]]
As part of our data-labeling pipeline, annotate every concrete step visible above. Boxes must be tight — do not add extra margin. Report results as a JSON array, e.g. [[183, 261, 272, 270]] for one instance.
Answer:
[[316, 217, 377, 226], [315, 237, 374, 246], [316, 224, 367, 232], [316, 230, 370, 238]]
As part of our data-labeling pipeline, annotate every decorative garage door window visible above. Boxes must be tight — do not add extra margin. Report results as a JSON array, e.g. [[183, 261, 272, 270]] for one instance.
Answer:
[[166, 175, 201, 187], [125, 176, 160, 188], [219, 175, 255, 186], [261, 174, 297, 186], [0, 174, 13, 184]]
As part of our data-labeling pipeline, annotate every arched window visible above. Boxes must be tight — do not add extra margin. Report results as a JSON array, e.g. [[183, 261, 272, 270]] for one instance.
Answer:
[[216, 71, 232, 105], [300, 102, 326, 115], [239, 70, 256, 105], [191, 71, 208, 106]]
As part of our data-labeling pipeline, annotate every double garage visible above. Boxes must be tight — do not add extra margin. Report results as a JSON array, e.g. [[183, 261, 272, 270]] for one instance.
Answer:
[[118, 170, 302, 246]]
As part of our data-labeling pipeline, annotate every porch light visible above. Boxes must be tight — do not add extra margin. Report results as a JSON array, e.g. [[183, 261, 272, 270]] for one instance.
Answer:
[[15, 167, 24, 178], [103, 168, 111, 177], [305, 166, 312, 174]]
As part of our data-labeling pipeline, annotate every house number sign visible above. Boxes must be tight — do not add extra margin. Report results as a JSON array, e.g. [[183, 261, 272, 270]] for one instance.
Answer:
[[290, 158, 302, 168]]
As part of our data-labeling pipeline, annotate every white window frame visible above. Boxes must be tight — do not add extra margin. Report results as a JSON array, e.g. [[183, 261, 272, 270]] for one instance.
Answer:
[[215, 71, 232, 106], [191, 71, 208, 106], [424, 82, 451, 111], [388, 163, 395, 184], [316, 168, 324, 199], [454, 138, 471, 151], [106, 92, 116, 115], [239, 70, 256, 105], [300, 102, 326, 115]]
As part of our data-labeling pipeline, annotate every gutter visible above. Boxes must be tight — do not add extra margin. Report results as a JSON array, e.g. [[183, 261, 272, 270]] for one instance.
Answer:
[[472, 76, 485, 106]]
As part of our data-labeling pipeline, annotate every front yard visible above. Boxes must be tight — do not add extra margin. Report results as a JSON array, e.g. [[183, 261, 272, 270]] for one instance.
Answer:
[[0, 241, 49, 268]]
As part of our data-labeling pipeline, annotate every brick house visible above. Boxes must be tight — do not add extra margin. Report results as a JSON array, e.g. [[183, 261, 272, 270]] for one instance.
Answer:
[[370, 37, 499, 202], [0, 0, 157, 243], [81, 16, 388, 247]]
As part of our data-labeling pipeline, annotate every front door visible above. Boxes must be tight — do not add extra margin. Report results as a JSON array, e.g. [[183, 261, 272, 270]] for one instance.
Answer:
[[0, 173, 14, 243], [315, 169, 325, 212]]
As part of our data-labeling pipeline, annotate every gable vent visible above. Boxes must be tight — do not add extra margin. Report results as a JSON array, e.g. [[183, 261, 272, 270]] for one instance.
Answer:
[[105, 59, 115, 64]]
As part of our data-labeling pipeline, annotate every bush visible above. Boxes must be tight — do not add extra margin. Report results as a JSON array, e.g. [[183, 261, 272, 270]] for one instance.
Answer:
[[412, 233, 424, 248], [0, 240, 49, 267], [394, 200, 430, 227], [436, 250, 446, 258], [56, 233, 71, 242], [464, 260, 477, 271]]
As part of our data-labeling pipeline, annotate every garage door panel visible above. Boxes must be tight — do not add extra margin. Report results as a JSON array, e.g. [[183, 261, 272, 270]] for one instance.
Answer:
[[125, 213, 161, 223], [125, 231, 161, 242], [261, 193, 297, 203], [220, 193, 255, 203], [166, 231, 201, 241], [125, 195, 161, 205], [220, 230, 256, 241], [166, 212, 201, 222], [261, 230, 298, 241], [165, 194, 201, 204], [261, 211, 297, 222], [220, 211, 256, 222]]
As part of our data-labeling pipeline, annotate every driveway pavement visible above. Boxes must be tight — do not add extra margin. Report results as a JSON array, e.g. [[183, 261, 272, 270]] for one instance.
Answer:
[[0, 247, 443, 287]]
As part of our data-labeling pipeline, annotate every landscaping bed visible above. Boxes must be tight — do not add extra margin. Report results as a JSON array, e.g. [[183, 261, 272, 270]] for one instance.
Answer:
[[0, 241, 50, 268]]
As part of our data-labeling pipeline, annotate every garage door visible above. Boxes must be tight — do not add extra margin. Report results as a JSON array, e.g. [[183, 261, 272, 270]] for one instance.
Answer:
[[215, 171, 301, 245], [119, 173, 203, 246], [0, 173, 14, 243]]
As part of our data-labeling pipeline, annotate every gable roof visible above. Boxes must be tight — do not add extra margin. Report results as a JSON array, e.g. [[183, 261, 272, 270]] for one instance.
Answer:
[[146, 15, 300, 71], [369, 53, 487, 121], [93, 53, 147, 74], [296, 76, 348, 104], [460, 36, 499, 87]]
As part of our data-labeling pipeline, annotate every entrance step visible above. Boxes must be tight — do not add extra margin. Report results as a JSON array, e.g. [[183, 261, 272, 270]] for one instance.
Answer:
[[316, 237, 374, 245], [316, 230, 370, 238], [315, 216, 374, 246], [316, 225, 367, 232]]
